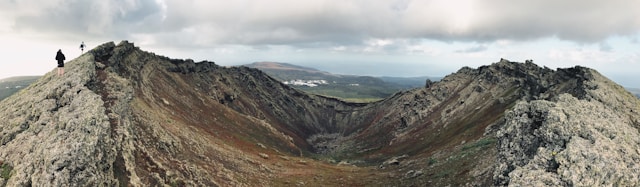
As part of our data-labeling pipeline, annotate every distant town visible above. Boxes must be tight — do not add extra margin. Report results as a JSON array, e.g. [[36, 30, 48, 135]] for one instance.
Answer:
[[282, 80, 363, 87], [282, 80, 329, 87]]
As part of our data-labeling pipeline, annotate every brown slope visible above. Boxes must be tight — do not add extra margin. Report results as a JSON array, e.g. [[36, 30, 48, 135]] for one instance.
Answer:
[[2, 41, 640, 186], [92, 42, 365, 152], [87, 41, 376, 186], [334, 60, 587, 160]]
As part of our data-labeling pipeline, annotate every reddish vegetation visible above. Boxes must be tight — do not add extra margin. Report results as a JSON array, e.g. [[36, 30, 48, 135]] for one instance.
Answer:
[[85, 41, 574, 186]]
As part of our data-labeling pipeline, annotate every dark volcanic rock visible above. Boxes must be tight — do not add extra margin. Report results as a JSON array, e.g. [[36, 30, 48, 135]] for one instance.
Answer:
[[1, 41, 639, 186]]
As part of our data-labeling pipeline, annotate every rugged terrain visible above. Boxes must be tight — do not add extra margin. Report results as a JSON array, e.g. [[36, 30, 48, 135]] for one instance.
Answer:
[[1, 41, 639, 186]]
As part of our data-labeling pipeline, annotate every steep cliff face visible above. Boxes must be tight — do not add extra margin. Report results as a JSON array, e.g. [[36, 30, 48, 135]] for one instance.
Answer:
[[1, 41, 638, 186]]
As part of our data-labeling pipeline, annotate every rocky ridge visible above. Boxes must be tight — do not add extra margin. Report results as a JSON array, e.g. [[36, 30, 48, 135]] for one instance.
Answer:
[[495, 70, 640, 186], [0, 41, 639, 186]]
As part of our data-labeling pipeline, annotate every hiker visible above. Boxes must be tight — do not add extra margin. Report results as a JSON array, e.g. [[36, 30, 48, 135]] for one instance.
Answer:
[[80, 42, 86, 53], [56, 49, 66, 76]]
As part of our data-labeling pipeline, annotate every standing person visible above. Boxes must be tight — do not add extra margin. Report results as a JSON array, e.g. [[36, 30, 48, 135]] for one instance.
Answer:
[[55, 49, 66, 76], [80, 42, 86, 54]]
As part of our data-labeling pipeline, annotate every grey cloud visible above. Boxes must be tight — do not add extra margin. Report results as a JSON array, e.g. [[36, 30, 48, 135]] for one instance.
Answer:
[[473, 0, 640, 42], [6, 0, 164, 40], [455, 45, 488, 53], [162, 0, 640, 47], [4, 0, 640, 48]]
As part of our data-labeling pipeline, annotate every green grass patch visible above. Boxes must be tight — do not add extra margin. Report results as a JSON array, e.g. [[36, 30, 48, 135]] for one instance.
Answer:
[[1, 162, 12, 179], [340, 98, 383, 103], [428, 157, 437, 166], [296, 84, 398, 103]]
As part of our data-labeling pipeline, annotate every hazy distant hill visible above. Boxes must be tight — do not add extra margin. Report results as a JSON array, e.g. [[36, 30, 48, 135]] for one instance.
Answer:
[[379, 76, 442, 88], [627, 87, 640, 98], [244, 62, 330, 77], [244, 62, 432, 102], [0, 76, 40, 100]]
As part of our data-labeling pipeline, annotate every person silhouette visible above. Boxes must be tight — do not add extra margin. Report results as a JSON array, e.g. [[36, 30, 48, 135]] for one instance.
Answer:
[[55, 49, 66, 76], [80, 42, 86, 54]]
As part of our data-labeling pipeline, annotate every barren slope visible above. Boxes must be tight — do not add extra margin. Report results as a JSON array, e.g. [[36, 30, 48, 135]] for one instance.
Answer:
[[1, 41, 639, 186]]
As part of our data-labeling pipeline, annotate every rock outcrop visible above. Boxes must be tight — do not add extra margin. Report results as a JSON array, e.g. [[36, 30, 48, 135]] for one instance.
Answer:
[[494, 70, 640, 186], [0, 54, 116, 186], [1, 41, 639, 186]]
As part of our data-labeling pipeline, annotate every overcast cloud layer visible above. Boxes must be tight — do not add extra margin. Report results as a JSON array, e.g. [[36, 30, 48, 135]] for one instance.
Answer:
[[3, 0, 640, 46], [1, 0, 639, 87]]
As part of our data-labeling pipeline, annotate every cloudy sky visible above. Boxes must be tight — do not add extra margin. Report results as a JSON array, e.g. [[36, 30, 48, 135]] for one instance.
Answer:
[[1, 0, 639, 87]]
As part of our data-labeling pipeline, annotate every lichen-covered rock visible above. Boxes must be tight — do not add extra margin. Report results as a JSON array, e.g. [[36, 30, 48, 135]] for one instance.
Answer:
[[495, 76, 640, 186], [0, 53, 118, 186], [2, 41, 639, 186]]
